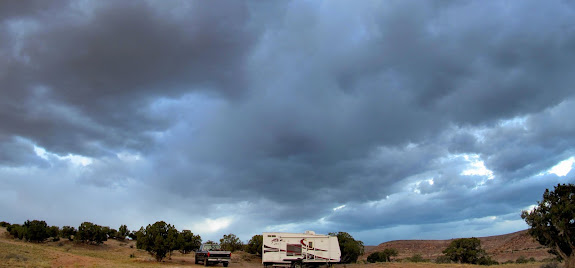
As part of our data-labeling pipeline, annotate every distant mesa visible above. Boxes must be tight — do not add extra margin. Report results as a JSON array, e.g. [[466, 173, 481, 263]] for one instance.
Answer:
[[363, 230, 552, 263]]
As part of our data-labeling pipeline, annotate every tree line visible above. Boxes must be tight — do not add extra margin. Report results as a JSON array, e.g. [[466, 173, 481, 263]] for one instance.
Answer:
[[1, 219, 366, 264], [0, 218, 509, 266], [1, 219, 249, 261]]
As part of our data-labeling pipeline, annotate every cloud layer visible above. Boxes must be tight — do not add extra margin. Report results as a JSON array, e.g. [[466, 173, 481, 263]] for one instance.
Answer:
[[1, 0, 575, 245]]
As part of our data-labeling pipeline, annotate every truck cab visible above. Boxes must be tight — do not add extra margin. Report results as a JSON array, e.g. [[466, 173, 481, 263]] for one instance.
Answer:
[[195, 243, 231, 267]]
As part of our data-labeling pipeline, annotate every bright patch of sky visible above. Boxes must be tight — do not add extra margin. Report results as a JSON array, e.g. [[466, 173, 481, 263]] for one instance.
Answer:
[[332, 204, 346, 211], [33, 146, 48, 159], [461, 154, 494, 179], [412, 179, 434, 194], [192, 217, 232, 233], [499, 116, 528, 128], [547, 157, 574, 177], [116, 152, 141, 162], [34, 145, 92, 166], [523, 204, 537, 213]]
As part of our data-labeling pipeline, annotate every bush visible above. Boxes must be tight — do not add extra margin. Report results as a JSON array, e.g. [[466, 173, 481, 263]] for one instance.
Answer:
[[439, 238, 498, 265], [367, 252, 387, 263], [367, 248, 399, 263], [100, 226, 117, 239], [7, 224, 26, 240], [76, 222, 108, 244], [136, 221, 179, 261], [220, 233, 243, 252], [48, 226, 60, 241], [178, 230, 202, 254], [128, 231, 138, 240], [0, 221, 10, 227], [116, 225, 129, 240], [23, 220, 50, 242], [246, 234, 263, 256], [107, 228, 118, 239], [61, 226, 77, 241], [328, 232, 364, 263], [443, 237, 483, 264], [435, 255, 452, 264], [477, 255, 499, 265]]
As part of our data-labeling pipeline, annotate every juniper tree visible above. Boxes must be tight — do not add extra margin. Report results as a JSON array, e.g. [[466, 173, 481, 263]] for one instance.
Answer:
[[522, 184, 575, 268]]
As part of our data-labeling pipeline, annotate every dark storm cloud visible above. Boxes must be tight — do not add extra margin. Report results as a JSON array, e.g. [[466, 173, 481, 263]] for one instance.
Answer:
[[149, 0, 575, 220], [2, 0, 575, 243], [467, 99, 575, 180], [0, 136, 47, 167], [0, 0, 63, 20], [1, 0, 258, 157]]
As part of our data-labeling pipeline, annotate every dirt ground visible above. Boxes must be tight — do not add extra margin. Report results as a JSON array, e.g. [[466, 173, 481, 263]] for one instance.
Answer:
[[0, 227, 556, 268]]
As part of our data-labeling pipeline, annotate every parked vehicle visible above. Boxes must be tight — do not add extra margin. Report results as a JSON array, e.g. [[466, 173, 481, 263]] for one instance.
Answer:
[[195, 243, 231, 267], [262, 231, 340, 267]]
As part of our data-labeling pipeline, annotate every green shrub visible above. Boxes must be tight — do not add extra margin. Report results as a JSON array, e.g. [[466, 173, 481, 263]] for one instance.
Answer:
[[61, 226, 77, 241], [328, 232, 364, 263], [476, 255, 499, 266], [7, 224, 26, 240], [443, 237, 483, 264], [178, 230, 202, 254], [435, 255, 452, 264], [76, 222, 107, 244], [48, 226, 60, 241], [128, 231, 138, 240], [367, 252, 387, 263], [220, 233, 243, 252], [367, 248, 399, 263], [246, 235, 263, 256], [136, 221, 179, 262], [116, 225, 129, 240], [23, 220, 49, 242]]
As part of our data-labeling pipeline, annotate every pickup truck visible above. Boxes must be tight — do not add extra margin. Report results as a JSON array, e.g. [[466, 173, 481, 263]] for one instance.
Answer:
[[195, 243, 231, 267]]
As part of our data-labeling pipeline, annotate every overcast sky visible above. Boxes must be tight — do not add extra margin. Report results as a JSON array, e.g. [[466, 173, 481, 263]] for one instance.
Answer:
[[1, 0, 575, 246]]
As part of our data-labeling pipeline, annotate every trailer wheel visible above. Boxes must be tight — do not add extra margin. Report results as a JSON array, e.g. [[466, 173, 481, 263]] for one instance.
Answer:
[[223, 262, 229, 267], [194, 257, 198, 264], [291, 260, 303, 268]]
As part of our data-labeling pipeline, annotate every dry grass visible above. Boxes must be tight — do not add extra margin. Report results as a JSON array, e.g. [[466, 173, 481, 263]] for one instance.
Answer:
[[0, 227, 555, 267], [334, 263, 544, 268]]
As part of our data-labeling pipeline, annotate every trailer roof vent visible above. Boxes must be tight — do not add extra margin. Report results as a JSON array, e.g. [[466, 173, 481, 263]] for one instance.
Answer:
[[305, 230, 315, 235]]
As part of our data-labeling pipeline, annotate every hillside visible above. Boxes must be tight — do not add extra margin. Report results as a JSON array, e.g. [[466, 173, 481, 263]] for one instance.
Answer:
[[364, 230, 553, 263]]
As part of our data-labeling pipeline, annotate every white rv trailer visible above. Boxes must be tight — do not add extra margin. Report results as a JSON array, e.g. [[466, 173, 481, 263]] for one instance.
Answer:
[[262, 231, 341, 267]]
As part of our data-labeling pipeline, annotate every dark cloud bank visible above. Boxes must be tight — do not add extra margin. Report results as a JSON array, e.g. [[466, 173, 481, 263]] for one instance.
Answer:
[[1, 0, 575, 244]]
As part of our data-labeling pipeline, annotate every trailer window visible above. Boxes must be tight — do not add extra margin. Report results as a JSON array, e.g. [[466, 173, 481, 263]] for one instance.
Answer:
[[308, 242, 313, 249], [286, 244, 302, 256]]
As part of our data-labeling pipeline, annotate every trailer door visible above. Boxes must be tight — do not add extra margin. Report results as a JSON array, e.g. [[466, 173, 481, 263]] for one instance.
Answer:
[[311, 240, 317, 260]]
